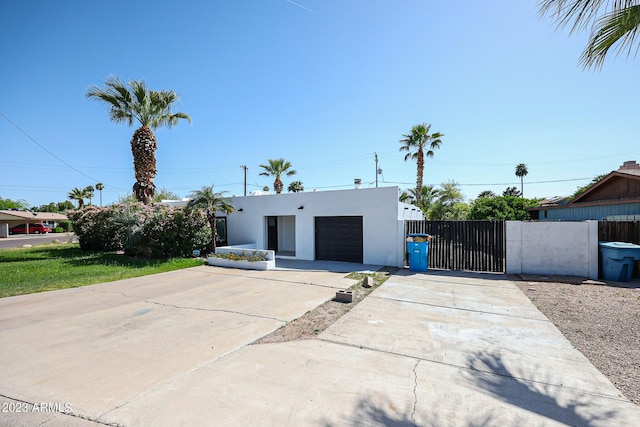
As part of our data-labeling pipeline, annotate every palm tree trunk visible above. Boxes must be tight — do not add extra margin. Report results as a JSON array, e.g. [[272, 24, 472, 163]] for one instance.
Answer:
[[131, 126, 157, 205], [209, 213, 218, 254], [274, 177, 284, 194], [416, 148, 424, 199]]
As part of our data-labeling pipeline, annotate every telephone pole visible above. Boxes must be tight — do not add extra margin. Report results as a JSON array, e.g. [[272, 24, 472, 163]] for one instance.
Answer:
[[375, 152, 379, 188], [240, 165, 247, 196]]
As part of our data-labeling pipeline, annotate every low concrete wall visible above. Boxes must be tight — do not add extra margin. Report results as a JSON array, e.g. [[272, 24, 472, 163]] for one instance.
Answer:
[[208, 246, 276, 270], [506, 220, 598, 279]]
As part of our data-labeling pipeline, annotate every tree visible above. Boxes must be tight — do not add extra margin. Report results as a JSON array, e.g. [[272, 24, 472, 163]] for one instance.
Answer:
[[429, 180, 468, 220], [36, 201, 74, 212], [477, 190, 497, 198], [288, 181, 304, 193], [0, 197, 29, 210], [539, 0, 640, 69], [401, 185, 438, 214], [259, 158, 297, 194], [85, 185, 95, 206], [186, 186, 234, 254], [570, 173, 608, 199], [68, 187, 88, 208], [86, 76, 191, 205], [515, 163, 528, 197], [469, 196, 539, 220], [399, 123, 444, 201], [96, 182, 105, 206], [503, 186, 522, 197]]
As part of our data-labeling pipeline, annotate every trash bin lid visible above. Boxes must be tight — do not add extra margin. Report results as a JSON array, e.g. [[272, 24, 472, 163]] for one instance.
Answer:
[[407, 233, 430, 237], [599, 241, 640, 249]]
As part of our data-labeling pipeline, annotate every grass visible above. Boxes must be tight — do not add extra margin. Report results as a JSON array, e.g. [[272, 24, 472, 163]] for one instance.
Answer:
[[0, 243, 204, 298]]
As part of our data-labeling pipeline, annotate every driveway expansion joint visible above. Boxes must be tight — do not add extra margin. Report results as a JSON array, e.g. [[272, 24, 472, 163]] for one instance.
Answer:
[[369, 295, 552, 323], [315, 338, 630, 404]]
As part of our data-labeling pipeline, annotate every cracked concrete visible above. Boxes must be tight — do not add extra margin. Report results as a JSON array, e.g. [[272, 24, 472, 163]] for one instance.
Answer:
[[3, 265, 640, 426]]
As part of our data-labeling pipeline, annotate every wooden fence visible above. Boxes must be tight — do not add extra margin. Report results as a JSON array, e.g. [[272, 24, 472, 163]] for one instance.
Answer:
[[405, 220, 505, 272], [599, 221, 640, 244]]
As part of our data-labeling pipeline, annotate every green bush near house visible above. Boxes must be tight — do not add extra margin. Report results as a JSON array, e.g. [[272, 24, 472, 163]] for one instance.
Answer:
[[68, 203, 210, 259], [53, 227, 64, 233]]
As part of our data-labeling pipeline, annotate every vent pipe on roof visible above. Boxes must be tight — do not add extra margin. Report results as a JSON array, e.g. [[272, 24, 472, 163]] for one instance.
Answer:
[[354, 178, 361, 189]]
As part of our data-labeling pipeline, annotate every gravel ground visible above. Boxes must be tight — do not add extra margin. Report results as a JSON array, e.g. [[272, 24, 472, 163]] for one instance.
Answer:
[[514, 277, 640, 405]]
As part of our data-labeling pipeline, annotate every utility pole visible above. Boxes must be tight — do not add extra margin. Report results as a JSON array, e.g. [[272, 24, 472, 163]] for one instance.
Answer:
[[240, 165, 247, 196], [375, 152, 379, 188]]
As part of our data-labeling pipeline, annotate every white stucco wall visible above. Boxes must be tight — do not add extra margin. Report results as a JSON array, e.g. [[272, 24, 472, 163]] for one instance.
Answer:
[[506, 220, 599, 279], [224, 186, 413, 266]]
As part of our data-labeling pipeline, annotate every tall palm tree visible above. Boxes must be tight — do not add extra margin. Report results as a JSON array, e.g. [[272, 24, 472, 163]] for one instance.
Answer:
[[68, 187, 88, 208], [399, 123, 444, 200], [85, 185, 95, 205], [515, 163, 528, 197], [259, 158, 297, 194], [86, 76, 191, 205], [186, 186, 234, 253], [96, 182, 104, 206], [539, 0, 640, 69]]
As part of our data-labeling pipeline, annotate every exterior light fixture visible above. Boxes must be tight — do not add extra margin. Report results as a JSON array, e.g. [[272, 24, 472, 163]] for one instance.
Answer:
[[298, 206, 304, 210]]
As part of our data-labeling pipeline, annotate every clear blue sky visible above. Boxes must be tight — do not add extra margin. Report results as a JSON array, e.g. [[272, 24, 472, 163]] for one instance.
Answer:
[[2, 1, 639, 207]]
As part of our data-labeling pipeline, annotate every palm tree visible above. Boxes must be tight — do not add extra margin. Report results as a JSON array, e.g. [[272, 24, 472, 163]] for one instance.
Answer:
[[96, 182, 104, 206], [515, 163, 528, 197], [503, 186, 522, 197], [259, 158, 297, 194], [86, 76, 191, 205], [288, 181, 304, 193], [85, 185, 95, 205], [68, 187, 88, 208], [186, 186, 234, 253], [399, 123, 444, 200], [539, 0, 640, 69]]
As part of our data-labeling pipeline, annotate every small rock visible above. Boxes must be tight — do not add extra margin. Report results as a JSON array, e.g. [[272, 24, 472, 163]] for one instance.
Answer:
[[362, 276, 374, 288], [528, 287, 536, 291]]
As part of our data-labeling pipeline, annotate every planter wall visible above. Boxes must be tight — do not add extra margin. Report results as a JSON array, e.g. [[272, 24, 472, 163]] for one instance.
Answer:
[[207, 246, 275, 270]]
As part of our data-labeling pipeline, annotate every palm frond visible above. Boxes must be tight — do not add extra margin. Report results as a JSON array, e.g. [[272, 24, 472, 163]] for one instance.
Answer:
[[581, 4, 640, 68]]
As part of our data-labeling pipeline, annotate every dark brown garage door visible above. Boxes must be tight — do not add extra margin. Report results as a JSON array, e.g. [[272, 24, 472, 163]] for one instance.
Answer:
[[315, 216, 363, 263]]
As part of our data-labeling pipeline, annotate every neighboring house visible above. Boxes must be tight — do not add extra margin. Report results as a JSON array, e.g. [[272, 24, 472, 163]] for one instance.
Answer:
[[0, 210, 68, 237], [529, 161, 640, 221], [166, 186, 423, 267]]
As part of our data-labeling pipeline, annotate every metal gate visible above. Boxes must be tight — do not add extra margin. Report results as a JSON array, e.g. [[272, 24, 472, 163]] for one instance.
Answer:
[[405, 220, 505, 272]]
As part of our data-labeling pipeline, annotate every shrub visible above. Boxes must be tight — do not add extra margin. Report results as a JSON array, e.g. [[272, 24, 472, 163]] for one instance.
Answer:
[[53, 227, 64, 233], [69, 203, 209, 258]]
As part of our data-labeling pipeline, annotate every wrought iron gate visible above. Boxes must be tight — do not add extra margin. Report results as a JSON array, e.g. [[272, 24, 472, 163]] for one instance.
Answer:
[[405, 220, 505, 272]]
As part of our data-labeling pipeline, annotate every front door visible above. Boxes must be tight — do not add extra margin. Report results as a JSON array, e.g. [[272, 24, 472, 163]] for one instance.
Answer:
[[267, 216, 278, 252]]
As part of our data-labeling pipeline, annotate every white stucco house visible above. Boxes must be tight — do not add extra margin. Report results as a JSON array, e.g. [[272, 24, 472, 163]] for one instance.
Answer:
[[165, 186, 423, 267]]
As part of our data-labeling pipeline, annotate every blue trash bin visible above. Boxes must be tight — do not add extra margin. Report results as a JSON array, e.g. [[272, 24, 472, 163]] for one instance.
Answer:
[[599, 241, 640, 282], [407, 233, 430, 272]]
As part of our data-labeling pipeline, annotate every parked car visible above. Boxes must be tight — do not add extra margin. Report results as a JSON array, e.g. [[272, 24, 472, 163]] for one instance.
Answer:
[[9, 223, 52, 234]]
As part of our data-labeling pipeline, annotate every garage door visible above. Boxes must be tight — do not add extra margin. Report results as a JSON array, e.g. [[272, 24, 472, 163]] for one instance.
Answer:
[[315, 216, 363, 263]]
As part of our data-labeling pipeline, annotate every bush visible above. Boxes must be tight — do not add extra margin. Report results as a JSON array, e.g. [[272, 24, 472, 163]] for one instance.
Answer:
[[53, 227, 64, 233], [69, 204, 210, 258]]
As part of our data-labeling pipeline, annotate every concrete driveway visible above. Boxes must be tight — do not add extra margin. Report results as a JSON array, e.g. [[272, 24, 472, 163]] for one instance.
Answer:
[[1, 266, 639, 426]]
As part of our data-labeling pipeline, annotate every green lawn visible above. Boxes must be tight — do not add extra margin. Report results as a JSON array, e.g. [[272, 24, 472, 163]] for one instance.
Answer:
[[0, 243, 204, 298]]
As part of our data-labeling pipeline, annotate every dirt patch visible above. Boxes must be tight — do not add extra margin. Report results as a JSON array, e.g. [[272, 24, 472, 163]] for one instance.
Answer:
[[253, 268, 395, 344], [514, 277, 640, 405]]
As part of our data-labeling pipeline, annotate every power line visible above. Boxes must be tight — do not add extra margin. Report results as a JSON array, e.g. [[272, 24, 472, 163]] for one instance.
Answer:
[[0, 112, 126, 190]]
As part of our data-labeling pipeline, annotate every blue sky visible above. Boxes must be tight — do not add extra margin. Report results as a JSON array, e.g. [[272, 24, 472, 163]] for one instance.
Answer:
[[2, 0, 639, 207]]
